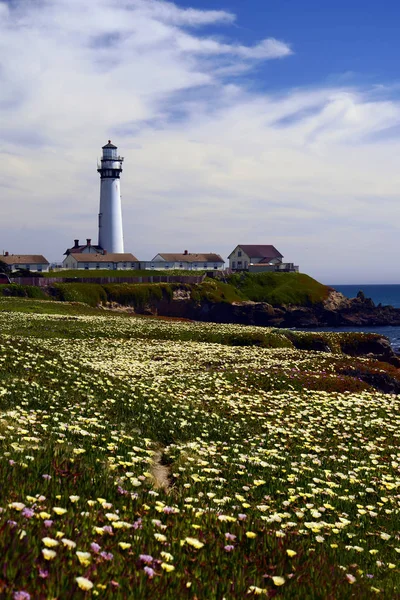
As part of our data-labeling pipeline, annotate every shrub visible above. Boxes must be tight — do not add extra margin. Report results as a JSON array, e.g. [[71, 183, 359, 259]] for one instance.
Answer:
[[50, 283, 107, 307], [0, 284, 48, 299]]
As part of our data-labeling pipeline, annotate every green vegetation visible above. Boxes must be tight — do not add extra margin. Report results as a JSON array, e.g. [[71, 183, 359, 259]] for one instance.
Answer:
[[0, 299, 398, 598], [43, 269, 207, 279], [0, 283, 48, 300], [227, 272, 330, 306], [3, 272, 331, 312]]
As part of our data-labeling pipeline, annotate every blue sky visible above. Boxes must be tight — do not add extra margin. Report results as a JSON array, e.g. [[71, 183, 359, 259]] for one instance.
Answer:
[[176, 0, 400, 89], [1, 0, 400, 283]]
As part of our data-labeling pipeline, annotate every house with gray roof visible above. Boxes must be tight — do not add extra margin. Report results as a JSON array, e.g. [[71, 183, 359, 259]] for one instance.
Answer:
[[1, 253, 50, 273], [63, 252, 139, 270], [145, 250, 224, 271]]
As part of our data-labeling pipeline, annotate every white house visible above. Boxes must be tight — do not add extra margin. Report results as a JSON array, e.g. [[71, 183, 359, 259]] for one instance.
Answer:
[[1, 253, 50, 273], [228, 245, 283, 271], [145, 251, 225, 271], [64, 239, 103, 256], [63, 253, 139, 270]]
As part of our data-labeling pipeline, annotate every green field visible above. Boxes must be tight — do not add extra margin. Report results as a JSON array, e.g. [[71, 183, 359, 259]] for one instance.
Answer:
[[0, 297, 398, 598]]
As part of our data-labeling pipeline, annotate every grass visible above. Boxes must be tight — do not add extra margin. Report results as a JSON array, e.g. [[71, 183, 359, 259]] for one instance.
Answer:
[[0, 297, 399, 598], [227, 272, 331, 306]]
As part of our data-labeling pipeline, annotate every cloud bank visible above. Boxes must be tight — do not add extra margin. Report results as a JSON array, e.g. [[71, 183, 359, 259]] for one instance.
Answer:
[[1, 0, 400, 282]]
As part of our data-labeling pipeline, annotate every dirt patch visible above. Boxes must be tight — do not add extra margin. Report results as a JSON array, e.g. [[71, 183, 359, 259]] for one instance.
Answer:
[[150, 450, 172, 492]]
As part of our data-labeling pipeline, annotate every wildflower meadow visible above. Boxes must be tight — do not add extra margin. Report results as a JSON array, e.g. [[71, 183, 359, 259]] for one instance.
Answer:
[[0, 297, 399, 598]]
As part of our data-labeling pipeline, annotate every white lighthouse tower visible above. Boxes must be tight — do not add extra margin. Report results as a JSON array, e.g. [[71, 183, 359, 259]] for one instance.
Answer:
[[98, 141, 124, 253]]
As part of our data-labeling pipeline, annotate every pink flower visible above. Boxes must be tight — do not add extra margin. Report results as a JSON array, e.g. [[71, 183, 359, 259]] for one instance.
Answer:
[[144, 566, 155, 578], [224, 545, 235, 552]]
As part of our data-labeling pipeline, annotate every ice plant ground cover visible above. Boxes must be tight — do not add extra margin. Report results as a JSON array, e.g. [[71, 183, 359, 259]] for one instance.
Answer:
[[0, 298, 399, 598]]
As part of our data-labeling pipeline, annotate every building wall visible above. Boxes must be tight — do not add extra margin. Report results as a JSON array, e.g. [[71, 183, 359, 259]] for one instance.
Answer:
[[142, 261, 224, 271], [8, 263, 49, 273], [62, 256, 138, 270], [229, 247, 250, 270]]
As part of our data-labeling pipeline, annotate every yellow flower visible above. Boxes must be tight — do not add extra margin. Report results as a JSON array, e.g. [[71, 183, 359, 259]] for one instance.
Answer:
[[39, 512, 51, 520], [272, 577, 285, 587], [184, 537, 204, 549], [161, 562, 175, 572], [154, 533, 167, 542], [248, 585, 267, 595], [118, 542, 131, 550], [42, 548, 57, 560], [42, 537, 59, 548], [286, 549, 297, 557], [161, 552, 174, 562], [76, 577, 94, 591], [69, 495, 80, 503], [246, 532, 257, 539], [53, 507, 67, 515], [9, 502, 25, 511], [76, 551, 91, 566], [62, 538, 76, 549]]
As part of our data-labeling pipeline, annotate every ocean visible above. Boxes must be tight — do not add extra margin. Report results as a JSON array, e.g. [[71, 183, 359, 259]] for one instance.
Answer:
[[306, 284, 400, 352]]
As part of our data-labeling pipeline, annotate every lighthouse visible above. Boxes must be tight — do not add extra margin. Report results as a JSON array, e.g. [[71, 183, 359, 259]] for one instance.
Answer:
[[97, 141, 124, 253]]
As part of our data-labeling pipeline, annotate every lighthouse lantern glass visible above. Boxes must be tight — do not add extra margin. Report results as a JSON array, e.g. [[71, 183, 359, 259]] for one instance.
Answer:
[[103, 147, 117, 159]]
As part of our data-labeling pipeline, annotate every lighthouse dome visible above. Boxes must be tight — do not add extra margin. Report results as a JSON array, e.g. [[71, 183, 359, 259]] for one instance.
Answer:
[[102, 140, 118, 159]]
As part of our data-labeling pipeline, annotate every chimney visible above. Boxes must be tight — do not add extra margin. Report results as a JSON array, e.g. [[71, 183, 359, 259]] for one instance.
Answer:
[[5, 251, 9, 257], [87, 238, 91, 247], [103, 249, 107, 255], [74, 239, 79, 248], [184, 250, 188, 255]]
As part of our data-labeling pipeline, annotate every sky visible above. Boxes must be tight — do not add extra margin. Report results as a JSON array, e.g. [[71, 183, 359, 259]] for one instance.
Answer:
[[1, 0, 400, 283]]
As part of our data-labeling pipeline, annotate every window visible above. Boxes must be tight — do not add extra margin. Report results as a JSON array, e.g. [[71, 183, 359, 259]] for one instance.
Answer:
[[238, 251, 242, 257], [85, 264, 89, 269], [123, 263, 127, 269], [38, 266, 42, 272], [179, 263, 183, 268], [214, 264, 218, 269], [131, 263, 135, 268], [96, 265, 100, 269], [238, 261, 242, 266], [232, 261, 236, 269], [204, 263, 208, 268]]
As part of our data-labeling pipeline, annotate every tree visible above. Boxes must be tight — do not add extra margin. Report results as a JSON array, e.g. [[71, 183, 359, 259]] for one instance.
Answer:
[[0, 260, 11, 275]]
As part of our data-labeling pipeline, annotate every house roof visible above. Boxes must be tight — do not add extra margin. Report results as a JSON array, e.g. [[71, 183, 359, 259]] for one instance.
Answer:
[[102, 140, 117, 149], [67, 253, 138, 263], [64, 244, 103, 255], [155, 253, 224, 263], [1, 255, 49, 265], [230, 245, 283, 259]]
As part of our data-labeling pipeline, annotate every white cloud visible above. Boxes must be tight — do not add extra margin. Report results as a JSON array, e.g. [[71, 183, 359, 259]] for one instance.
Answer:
[[1, 0, 400, 283]]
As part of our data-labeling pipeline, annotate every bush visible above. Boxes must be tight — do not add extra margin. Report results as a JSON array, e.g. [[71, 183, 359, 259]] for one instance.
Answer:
[[103, 283, 177, 308], [50, 283, 107, 307], [0, 284, 48, 299]]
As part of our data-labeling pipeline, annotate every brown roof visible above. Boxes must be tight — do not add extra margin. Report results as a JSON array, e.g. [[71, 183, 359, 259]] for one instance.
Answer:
[[1, 255, 49, 265], [232, 245, 283, 259], [65, 245, 102, 255], [156, 253, 224, 263], [68, 253, 138, 263]]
